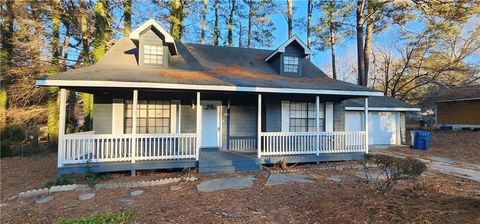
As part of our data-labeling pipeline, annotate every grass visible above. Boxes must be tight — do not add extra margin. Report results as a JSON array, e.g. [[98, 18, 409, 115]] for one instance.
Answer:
[[56, 211, 135, 224]]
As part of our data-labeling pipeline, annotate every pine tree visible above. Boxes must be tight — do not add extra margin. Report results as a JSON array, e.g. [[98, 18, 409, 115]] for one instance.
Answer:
[[315, 0, 353, 80]]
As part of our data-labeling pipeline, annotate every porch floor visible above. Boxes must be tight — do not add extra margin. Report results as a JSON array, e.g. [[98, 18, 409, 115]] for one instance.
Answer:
[[58, 151, 365, 175]]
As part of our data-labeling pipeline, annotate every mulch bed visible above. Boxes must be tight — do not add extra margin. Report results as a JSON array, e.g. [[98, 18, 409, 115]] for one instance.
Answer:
[[1, 163, 479, 223], [1, 130, 480, 223]]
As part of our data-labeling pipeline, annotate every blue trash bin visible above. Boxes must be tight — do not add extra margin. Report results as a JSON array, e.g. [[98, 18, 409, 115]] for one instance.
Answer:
[[413, 131, 431, 150]]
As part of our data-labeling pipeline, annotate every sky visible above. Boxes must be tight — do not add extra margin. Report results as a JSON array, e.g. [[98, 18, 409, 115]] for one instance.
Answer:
[[63, 0, 478, 78]]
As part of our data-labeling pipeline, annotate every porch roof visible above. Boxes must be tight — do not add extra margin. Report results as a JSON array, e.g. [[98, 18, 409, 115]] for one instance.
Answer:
[[345, 96, 420, 111], [36, 37, 382, 97]]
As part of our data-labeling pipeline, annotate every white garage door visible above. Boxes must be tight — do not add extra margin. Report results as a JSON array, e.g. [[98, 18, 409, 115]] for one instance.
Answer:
[[345, 111, 400, 145]]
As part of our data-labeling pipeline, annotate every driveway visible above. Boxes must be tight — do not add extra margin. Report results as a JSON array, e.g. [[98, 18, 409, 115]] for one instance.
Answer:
[[372, 148, 480, 182]]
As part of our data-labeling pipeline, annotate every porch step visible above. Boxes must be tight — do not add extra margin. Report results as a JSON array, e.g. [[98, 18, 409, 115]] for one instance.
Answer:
[[198, 150, 262, 175], [199, 164, 262, 175]]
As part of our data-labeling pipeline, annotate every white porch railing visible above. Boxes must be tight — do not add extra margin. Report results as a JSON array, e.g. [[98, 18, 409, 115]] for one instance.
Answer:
[[259, 131, 367, 156], [228, 136, 257, 152], [62, 133, 197, 164]]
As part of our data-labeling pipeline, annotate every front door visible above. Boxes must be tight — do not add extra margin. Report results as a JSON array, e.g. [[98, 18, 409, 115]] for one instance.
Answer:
[[201, 101, 221, 148]]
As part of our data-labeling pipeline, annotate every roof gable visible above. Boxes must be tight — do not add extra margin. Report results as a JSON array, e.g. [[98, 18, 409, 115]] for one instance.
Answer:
[[129, 19, 178, 55], [265, 35, 311, 62]]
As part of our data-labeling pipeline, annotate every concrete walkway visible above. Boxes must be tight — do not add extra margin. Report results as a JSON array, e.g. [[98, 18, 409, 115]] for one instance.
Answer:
[[372, 150, 480, 182]]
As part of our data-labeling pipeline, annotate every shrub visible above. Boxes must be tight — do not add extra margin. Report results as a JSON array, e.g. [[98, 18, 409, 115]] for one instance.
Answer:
[[361, 154, 427, 192], [85, 162, 100, 187], [44, 175, 74, 188]]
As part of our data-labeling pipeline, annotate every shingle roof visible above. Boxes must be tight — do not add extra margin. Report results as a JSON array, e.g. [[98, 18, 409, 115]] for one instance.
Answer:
[[39, 37, 380, 93], [344, 96, 417, 109], [433, 85, 480, 102]]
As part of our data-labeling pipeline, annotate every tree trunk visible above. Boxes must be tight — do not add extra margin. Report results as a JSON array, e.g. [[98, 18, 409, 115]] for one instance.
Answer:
[[227, 0, 236, 47], [123, 0, 131, 36], [92, 0, 110, 63], [364, 4, 374, 84], [213, 0, 219, 45], [79, 0, 90, 65], [330, 26, 337, 80], [62, 24, 70, 71], [287, 0, 293, 38], [238, 19, 243, 47], [51, 0, 61, 73], [48, 0, 61, 147], [307, 0, 312, 48], [201, 0, 207, 44], [169, 0, 184, 42], [0, 0, 14, 131], [247, 0, 253, 48], [356, 0, 366, 86]]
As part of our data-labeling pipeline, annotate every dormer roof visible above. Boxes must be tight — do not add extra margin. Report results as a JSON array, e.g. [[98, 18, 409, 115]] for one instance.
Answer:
[[265, 35, 311, 62], [129, 19, 178, 55]]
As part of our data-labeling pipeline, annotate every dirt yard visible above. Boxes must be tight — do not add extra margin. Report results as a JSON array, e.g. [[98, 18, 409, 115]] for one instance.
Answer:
[[389, 130, 480, 164], [1, 130, 479, 223]]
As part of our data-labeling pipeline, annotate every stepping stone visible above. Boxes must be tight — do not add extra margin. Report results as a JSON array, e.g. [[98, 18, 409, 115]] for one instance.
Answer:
[[79, 193, 95, 201], [35, 195, 54, 204], [130, 190, 144, 196], [197, 175, 256, 192], [266, 173, 314, 185], [170, 185, 182, 191], [327, 174, 348, 182]]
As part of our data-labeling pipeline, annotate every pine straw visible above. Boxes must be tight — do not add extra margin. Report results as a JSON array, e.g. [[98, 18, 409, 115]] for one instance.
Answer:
[[1, 159, 479, 223]]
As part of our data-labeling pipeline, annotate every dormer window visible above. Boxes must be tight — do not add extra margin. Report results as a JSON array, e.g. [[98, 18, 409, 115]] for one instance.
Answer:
[[283, 56, 299, 74], [143, 44, 164, 65], [265, 35, 311, 76]]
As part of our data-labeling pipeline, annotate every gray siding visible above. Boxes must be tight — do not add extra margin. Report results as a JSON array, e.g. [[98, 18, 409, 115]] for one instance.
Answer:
[[266, 101, 281, 132], [93, 100, 113, 134], [139, 28, 169, 67], [180, 104, 196, 133], [228, 106, 257, 136], [333, 101, 345, 132]]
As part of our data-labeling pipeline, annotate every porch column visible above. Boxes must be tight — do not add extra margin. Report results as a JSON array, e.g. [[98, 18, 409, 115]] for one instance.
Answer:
[[257, 94, 262, 159], [58, 88, 67, 168], [195, 92, 201, 161], [364, 97, 369, 154], [131, 90, 138, 163], [316, 96, 320, 156]]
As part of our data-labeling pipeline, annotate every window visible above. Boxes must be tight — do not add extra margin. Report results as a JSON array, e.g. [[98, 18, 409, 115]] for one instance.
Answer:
[[289, 102, 322, 132], [143, 45, 164, 65], [124, 100, 170, 134], [283, 56, 299, 73]]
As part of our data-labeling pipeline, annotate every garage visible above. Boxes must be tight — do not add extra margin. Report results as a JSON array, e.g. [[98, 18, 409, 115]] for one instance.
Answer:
[[344, 96, 420, 146], [345, 111, 400, 145]]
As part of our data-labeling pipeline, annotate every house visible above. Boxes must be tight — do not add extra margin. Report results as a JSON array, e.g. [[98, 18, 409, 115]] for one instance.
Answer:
[[433, 85, 480, 130], [344, 96, 420, 145], [36, 19, 416, 175]]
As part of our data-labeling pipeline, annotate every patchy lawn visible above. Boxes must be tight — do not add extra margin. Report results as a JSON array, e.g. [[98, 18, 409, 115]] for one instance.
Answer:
[[389, 130, 480, 164]]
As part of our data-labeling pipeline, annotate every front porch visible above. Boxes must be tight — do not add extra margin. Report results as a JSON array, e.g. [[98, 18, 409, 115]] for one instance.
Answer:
[[56, 88, 370, 175]]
